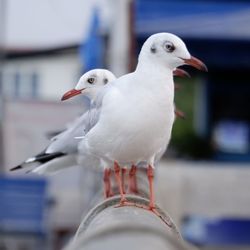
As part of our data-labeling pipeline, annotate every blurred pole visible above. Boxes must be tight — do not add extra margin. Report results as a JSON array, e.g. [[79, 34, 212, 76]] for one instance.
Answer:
[[65, 196, 196, 250], [108, 0, 132, 76], [64, 168, 197, 250], [0, 0, 6, 171], [128, 0, 136, 72]]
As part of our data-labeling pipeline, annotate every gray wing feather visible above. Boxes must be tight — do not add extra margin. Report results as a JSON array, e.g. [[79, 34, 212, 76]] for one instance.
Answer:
[[45, 84, 111, 155], [45, 111, 90, 154], [46, 83, 116, 159]]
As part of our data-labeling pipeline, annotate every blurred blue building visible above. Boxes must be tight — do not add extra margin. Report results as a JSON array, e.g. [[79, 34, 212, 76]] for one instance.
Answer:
[[135, 0, 250, 161], [0, 176, 50, 250], [79, 8, 104, 72]]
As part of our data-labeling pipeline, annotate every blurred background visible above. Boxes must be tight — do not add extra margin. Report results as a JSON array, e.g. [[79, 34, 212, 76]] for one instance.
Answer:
[[0, 0, 250, 249]]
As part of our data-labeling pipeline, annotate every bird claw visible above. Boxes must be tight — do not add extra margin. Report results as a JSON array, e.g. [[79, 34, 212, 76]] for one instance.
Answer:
[[149, 207, 172, 227], [113, 199, 172, 228], [114, 199, 136, 208]]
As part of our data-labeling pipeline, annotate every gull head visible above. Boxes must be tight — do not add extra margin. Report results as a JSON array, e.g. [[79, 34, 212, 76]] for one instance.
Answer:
[[61, 69, 116, 101], [138, 33, 207, 72]]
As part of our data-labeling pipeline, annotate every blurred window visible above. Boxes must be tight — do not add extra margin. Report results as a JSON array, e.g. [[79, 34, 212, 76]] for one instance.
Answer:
[[2, 71, 39, 99]]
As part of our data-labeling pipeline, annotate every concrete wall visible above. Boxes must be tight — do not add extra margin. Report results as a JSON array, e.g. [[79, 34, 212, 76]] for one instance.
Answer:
[[156, 160, 250, 227], [3, 52, 81, 100], [3, 100, 83, 168]]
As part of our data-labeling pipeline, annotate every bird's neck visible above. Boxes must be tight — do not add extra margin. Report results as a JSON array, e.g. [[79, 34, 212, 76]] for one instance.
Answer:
[[86, 88, 102, 104], [135, 59, 174, 87]]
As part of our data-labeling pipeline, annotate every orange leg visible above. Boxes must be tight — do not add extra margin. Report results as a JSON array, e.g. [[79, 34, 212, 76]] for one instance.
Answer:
[[103, 168, 113, 198], [121, 167, 127, 194], [147, 165, 155, 209], [129, 165, 138, 194], [175, 108, 185, 119], [114, 161, 127, 204]]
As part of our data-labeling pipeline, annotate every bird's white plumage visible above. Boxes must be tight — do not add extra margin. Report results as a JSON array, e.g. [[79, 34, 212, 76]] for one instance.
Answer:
[[45, 112, 90, 154], [47, 70, 116, 154], [78, 33, 192, 169], [31, 155, 77, 175], [36, 70, 116, 174], [81, 70, 174, 167], [75, 69, 116, 100], [11, 69, 116, 175]]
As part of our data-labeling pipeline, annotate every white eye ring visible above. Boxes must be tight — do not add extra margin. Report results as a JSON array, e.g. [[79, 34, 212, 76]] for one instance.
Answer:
[[164, 41, 175, 53], [87, 77, 95, 84]]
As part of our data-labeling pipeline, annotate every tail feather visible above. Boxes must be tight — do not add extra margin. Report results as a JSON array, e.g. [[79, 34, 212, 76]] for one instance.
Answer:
[[31, 152, 66, 164], [9, 152, 66, 172], [9, 165, 23, 171]]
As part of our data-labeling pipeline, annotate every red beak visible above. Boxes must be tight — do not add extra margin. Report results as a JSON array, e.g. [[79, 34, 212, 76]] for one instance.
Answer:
[[173, 68, 190, 78], [183, 56, 208, 72], [61, 88, 84, 101], [175, 108, 186, 119]]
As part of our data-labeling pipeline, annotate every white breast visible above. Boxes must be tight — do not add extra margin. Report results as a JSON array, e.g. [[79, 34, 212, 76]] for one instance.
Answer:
[[85, 74, 175, 166]]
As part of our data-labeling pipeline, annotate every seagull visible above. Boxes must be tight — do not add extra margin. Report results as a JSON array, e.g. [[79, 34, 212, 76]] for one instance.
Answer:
[[61, 68, 190, 197], [62, 33, 207, 211], [9, 69, 116, 176], [9, 64, 186, 197]]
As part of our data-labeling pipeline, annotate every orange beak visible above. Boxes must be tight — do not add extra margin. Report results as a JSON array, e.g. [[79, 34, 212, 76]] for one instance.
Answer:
[[173, 68, 190, 78], [61, 88, 84, 101], [182, 56, 208, 72]]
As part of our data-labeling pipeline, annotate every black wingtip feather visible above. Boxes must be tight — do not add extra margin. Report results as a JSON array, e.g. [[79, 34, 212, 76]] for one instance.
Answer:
[[9, 165, 23, 171], [34, 152, 66, 164], [10, 152, 66, 172]]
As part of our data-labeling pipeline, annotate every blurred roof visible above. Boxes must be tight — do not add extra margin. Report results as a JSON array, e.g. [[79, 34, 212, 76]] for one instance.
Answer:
[[5, 45, 78, 59], [136, 0, 250, 40], [3, 0, 111, 51], [135, 0, 250, 68]]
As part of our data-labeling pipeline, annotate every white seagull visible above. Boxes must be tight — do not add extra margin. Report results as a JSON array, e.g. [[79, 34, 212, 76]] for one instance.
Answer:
[[9, 65, 186, 199], [9, 69, 116, 175], [61, 67, 190, 197], [62, 32, 207, 210]]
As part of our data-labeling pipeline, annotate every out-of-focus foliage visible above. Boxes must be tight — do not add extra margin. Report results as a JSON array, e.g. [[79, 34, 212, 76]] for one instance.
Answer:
[[171, 75, 212, 159]]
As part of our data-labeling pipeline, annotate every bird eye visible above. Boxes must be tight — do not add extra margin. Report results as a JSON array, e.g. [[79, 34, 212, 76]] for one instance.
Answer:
[[150, 44, 157, 53], [87, 77, 95, 84], [103, 78, 108, 84], [164, 41, 175, 53]]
